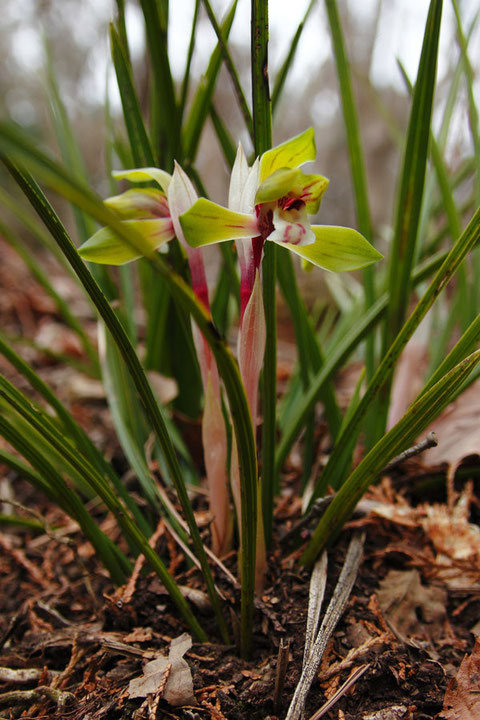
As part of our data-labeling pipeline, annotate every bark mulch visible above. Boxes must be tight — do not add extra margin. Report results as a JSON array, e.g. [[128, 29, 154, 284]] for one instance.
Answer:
[[0, 476, 479, 720]]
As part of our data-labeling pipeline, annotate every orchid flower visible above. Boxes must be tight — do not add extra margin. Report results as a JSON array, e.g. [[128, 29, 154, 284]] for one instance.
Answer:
[[179, 127, 382, 276], [78, 168, 175, 264], [79, 165, 232, 557]]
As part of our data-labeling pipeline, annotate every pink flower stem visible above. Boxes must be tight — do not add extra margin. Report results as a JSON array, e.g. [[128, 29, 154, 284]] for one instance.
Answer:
[[186, 246, 231, 556]]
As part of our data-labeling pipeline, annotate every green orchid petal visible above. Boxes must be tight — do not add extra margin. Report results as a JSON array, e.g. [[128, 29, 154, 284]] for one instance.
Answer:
[[78, 218, 175, 265], [259, 127, 316, 183], [255, 168, 329, 212], [112, 167, 172, 192], [255, 167, 301, 204], [274, 225, 383, 272], [105, 189, 169, 219], [180, 198, 258, 248]]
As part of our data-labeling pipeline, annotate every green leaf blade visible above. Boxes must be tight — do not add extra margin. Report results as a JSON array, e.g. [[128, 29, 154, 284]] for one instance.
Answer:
[[302, 349, 480, 566], [110, 23, 155, 167]]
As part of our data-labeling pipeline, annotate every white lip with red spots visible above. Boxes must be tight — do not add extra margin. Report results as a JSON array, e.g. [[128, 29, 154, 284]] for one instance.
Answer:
[[269, 203, 315, 247]]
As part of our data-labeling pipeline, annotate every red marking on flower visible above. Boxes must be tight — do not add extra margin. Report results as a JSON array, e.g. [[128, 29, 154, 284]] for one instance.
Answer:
[[281, 197, 305, 212], [152, 196, 170, 218], [239, 235, 264, 320], [290, 223, 307, 245], [252, 235, 264, 270], [152, 220, 174, 236], [255, 205, 274, 240]]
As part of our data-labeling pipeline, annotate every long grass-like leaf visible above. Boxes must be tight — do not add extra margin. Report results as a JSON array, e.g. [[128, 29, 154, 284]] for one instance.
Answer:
[[302, 350, 480, 565], [271, 0, 316, 113], [114, 0, 130, 59], [0, 154, 228, 643], [423, 312, 480, 396], [324, 0, 375, 392], [275, 235, 480, 475], [201, 0, 253, 142], [0, 413, 129, 584], [312, 205, 480, 498], [139, 0, 178, 168], [179, 0, 200, 127], [452, 0, 480, 205], [0, 373, 209, 639], [100, 320, 199, 509], [44, 39, 97, 244], [277, 251, 341, 442], [385, 0, 443, 336], [182, 0, 238, 162], [99, 322, 161, 508], [398, 59, 471, 358], [103, 72, 140, 354], [0, 331, 150, 532], [251, 0, 275, 585], [110, 23, 155, 167], [452, 0, 480, 319], [44, 43, 116, 297], [373, 0, 443, 440]]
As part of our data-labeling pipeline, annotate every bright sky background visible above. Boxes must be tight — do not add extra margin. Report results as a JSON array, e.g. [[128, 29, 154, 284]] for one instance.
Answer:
[[5, 0, 480, 121], [168, 0, 479, 89]]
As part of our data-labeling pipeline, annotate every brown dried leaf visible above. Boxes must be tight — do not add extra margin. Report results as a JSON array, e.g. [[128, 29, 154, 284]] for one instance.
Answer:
[[441, 637, 480, 719], [422, 379, 480, 477], [147, 371, 178, 404], [123, 628, 153, 644], [387, 342, 427, 429], [128, 633, 195, 706], [35, 320, 84, 358], [377, 569, 447, 640], [385, 342, 480, 477], [422, 491, 480, 563]]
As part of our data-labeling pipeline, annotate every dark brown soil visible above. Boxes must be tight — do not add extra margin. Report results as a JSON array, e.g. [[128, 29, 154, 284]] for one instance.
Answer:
[[0, 237, 478, 720], [0, 497, 477, 720]]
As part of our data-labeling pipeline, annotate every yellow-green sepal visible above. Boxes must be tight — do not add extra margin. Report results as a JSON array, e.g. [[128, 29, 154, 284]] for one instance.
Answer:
[[300, 174, 329, 214], [276, 225, 383, 272], [78, 218, 175, 265], [259, 127, 316, 183], [180, 198, 258, 248], [105, 189, 168, 219], [301, 257, 315, 272], [112, 167, 171, 192]]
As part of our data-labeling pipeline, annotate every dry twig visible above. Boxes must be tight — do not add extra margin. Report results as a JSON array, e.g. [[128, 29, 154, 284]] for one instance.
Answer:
[[286, 531, 366, 720]]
